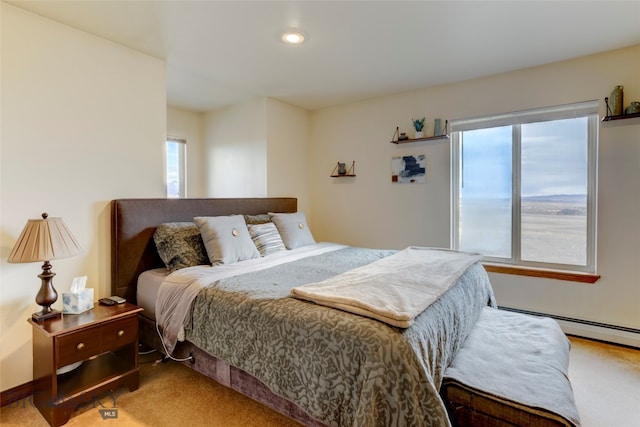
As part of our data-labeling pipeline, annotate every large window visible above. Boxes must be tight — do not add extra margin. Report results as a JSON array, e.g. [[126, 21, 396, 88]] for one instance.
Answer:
[[166, 138, 186, 198], [451, 101, 598, 273]]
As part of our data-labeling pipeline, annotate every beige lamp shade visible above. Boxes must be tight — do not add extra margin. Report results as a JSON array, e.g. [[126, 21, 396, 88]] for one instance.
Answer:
[[8, 214, 82, 263]]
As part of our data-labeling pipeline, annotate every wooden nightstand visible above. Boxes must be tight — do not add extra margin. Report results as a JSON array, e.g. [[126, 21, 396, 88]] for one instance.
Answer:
[[28, 302, 143, 427]]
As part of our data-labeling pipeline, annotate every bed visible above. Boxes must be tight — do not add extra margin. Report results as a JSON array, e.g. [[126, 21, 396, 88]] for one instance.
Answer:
[[111, 197, 495, 427]]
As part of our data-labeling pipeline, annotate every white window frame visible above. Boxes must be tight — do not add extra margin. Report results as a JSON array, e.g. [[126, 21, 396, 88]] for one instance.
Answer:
[[165, 138, 187, 198], [450, 101, 599, 274]]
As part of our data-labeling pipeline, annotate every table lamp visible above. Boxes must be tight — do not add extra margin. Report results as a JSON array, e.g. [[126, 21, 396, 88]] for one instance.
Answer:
[[8, 213, 82, 321]]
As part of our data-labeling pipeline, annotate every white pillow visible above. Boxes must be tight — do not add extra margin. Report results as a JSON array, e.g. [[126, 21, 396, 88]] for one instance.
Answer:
[[193, 215, 259, 266], [248, 222, 286, 256], [270, 212, 316, 249]]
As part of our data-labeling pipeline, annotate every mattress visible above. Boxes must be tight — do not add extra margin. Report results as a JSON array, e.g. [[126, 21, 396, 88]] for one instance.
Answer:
[[136, 268, 168, 320]]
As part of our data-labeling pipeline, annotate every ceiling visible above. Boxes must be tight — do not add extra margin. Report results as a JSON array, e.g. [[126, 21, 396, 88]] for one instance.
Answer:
[[7, 1, 640, 112]]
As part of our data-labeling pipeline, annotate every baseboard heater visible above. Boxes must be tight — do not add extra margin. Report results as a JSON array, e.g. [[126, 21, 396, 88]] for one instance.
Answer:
[[498, 306, 640, 349]]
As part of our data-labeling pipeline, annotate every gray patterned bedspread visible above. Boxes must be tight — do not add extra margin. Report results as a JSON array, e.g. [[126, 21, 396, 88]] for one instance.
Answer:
[[184, 247, 495, 427]]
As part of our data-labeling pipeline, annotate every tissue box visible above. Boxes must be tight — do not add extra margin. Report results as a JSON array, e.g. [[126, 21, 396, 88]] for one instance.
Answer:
[[62, 288, 94, 314]]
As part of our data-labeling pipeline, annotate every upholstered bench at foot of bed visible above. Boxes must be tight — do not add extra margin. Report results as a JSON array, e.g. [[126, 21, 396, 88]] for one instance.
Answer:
[[440, 307, 580, 427]]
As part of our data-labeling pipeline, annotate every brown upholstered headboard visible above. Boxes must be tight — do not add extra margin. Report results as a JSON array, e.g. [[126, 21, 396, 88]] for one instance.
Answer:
[[111, 198, 297, 303]]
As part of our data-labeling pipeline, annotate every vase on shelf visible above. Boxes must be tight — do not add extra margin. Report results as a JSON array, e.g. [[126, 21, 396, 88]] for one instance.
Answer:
[[625, 101, 640, 115], [433, 118, 442, 136], [337, 163, 347, 175], [610, 85, 623, 116], [415, 131, 424, 138]]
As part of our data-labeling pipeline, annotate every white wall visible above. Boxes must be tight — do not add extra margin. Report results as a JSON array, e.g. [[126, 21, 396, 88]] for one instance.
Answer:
[[310, 97, 451, 249], [167, 107, 206, 197], [203, 98, 268, 197], [265, 98, 311, 215], [309, 46, 640, 344], [0, 4, 166, 391], [202, 98, 312, 214]]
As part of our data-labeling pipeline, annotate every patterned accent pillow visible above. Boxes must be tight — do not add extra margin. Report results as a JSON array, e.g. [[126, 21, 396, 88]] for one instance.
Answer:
[[244, 214, 272, 225], [153, 222, 209, 272], [270, 212, 316, 249], [194, 215, 260, 266], [248, 222, 286, 256]]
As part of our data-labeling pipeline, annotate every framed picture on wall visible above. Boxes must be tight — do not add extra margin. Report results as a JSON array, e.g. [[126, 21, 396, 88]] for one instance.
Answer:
[[391, 154, 426, 184]]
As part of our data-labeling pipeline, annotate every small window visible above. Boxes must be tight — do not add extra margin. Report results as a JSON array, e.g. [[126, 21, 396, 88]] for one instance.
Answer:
[[451, 101, 598, 273], [166, 138, 186, 198]]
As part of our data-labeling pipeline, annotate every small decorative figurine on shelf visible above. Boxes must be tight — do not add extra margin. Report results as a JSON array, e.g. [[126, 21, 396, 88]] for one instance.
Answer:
[[412, 117, 426, 138], [331, 161, 355, 177], [392, 126, 409, 141]]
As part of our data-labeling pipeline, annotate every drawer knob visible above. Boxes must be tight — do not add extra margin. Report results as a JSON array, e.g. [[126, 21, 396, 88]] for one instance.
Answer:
[[76, 343, 85, 351], [118, 330, 125, 337]]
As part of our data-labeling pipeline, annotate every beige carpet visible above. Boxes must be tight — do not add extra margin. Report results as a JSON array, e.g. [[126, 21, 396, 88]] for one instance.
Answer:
[[567, 336, 640, 427], [1, 336, 639, 426]]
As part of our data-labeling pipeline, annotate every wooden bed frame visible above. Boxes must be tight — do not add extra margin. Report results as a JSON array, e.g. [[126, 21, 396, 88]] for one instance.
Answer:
[[111, 198, 327, 427]]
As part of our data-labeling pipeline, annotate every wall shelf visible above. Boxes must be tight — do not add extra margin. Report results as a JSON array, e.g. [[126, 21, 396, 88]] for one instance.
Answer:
[[391, 135, 450, 144], [390, 122, 449, 144], [601, 112, 640, 122], [330, 161, 356, 177]]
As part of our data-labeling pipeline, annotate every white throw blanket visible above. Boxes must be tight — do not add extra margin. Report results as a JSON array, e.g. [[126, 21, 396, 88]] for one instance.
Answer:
[[291, 247, 482, 328]]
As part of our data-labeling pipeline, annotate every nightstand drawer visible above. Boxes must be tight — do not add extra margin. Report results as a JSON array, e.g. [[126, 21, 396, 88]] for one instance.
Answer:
[[57, 326, 101, 367], [101, 316, 138, 351]]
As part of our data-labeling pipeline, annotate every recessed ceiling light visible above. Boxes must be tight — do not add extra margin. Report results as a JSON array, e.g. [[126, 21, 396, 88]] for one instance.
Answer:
[[281, 31, 305, 45]]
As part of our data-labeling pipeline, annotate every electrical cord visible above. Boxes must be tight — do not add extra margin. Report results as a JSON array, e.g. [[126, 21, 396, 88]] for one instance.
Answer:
[[155, 321, 194, 363]]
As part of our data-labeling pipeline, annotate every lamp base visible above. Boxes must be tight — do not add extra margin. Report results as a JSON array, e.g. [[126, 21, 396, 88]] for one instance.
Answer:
[[32, 308, 62, 322], [32, 262, 61, 322]]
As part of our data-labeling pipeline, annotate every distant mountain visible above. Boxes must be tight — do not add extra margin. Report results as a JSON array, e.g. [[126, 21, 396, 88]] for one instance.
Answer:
[[522, 194, 587, 203]]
